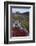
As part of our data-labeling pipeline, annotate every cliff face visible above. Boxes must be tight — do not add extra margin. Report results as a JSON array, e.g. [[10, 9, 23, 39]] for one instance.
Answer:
[[10, 12, 29, 37]]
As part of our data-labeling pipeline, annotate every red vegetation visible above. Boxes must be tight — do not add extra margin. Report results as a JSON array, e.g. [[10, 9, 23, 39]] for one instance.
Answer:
[[11, 27, 29, 37]]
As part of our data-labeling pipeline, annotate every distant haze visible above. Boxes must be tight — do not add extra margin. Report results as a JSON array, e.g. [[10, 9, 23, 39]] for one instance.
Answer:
[[12, 8, 31, 13]]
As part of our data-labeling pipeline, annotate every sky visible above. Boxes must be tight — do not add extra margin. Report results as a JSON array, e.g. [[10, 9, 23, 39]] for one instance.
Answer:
[[12, 8, 31, 13]]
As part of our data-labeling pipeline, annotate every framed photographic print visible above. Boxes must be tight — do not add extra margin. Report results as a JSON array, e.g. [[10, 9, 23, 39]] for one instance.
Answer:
[[4, 1, 35, 44]]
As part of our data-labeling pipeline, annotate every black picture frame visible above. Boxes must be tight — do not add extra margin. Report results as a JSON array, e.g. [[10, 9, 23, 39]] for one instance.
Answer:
[[4, 1, 35, 44]]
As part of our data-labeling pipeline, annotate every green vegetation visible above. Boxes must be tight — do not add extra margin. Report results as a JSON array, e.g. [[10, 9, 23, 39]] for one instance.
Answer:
[[14, 16, 20, 20], [21, 20, 29, 31]]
